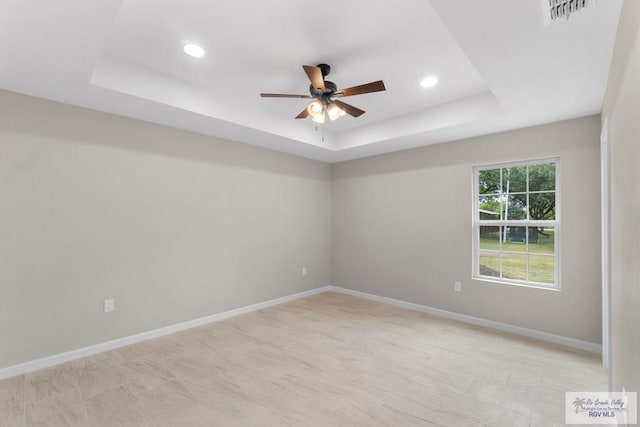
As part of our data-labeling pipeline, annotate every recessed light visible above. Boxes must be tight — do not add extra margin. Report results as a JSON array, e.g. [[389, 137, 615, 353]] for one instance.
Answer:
[[420, 75, 439, 88], [183, 43, 205, 58]]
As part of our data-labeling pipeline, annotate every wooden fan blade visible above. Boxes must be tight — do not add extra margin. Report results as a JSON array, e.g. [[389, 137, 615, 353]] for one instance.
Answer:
[[295, 108, 310, 119], [332, 99, 365, 117], [303, 65, 325, 93], [260, 93, 312, 98], [335, 80, 386, 97]]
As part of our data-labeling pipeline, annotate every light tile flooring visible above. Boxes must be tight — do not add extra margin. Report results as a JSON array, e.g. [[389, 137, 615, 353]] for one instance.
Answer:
[[0, 292, 607, 426]]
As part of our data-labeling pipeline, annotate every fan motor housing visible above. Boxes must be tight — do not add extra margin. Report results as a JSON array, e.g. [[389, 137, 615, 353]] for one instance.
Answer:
[[309, 81, 337, 98]]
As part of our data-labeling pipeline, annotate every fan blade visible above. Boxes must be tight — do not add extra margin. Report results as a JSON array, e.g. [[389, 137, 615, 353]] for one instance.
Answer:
[[303, 65, 326, 93], [335, 80, 386, 97], [260, 93, 312, 98], [332, 100, 365, 117], [295, 108, 310, 119]]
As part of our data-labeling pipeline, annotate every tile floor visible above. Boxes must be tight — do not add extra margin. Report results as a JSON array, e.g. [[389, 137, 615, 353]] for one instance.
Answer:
[[0, 292, 607, 426]]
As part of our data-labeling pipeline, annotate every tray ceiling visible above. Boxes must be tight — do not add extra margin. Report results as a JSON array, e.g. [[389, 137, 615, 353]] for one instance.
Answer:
[[0, 0, 622, 162]]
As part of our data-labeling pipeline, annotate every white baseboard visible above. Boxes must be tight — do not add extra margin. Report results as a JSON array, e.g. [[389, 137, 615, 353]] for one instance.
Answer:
[[328, 286, 602, 354], [0, 286, 331, 380], [0, 284, 601, 380]]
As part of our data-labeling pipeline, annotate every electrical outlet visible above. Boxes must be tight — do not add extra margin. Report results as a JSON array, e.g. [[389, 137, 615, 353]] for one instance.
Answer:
[[454, 281, 462, 292], [104, 298, 115, 313], [302, 267, 307, 276]]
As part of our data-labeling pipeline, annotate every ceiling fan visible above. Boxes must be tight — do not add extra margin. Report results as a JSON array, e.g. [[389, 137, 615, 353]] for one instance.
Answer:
[[260, 64, 386, 124]]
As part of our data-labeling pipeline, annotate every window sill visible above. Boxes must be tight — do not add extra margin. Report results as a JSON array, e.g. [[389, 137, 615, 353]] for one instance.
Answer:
[[473, 275, 561, 291]]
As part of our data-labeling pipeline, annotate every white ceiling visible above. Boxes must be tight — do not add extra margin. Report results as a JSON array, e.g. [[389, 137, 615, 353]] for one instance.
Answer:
[[0, 0, 622, 163]]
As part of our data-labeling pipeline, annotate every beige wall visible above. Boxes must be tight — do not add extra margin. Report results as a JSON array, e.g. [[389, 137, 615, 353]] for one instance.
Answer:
[[0, 90, 332, 369], [602, 0, 640, 396], [332, 116, 602, 344], [0, 87, 607, 371]]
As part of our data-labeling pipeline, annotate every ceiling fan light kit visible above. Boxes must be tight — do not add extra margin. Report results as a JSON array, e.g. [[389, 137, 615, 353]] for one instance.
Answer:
[[305, 100, 327, 123], [260, 63, 386, 124], [306, 99, 345, 124], [307, 99, 325, 123], [326, 103, 346, 121]]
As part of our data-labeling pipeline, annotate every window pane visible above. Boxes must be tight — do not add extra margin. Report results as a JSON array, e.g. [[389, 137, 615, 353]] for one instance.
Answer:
[[479, 196, 502, 220], [529, 192, 556, 220], [501, 253, 527, 281], [529, 163, 556, 191], [480, 226, 501, 250], [503, 166, 527, 193], [504, 226, 527, 252], [529, 226, 555, 255], [478, 169, 501, 194], [479, 251, 500, 278], [529, 255, 555, 284], [474, 160, 558, 288], [506, 195, 527, 220]]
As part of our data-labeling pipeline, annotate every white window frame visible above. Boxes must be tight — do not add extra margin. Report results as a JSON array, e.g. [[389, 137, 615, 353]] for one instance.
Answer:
[[472, 157, 561, 290]]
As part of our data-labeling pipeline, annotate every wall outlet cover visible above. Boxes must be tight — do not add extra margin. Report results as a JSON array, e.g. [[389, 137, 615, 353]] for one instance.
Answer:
[[104, 298, 115, 313]]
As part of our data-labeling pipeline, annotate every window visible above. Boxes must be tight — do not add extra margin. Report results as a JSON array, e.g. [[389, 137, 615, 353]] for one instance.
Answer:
[[473, 158, 559, 289]]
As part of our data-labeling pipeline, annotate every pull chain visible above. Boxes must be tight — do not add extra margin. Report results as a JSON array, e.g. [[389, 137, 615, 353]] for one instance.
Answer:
[[315, 125, 325, 143]]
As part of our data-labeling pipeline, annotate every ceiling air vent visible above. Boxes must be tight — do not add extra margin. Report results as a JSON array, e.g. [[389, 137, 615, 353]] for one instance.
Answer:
[[543, 0, 591, 25]]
